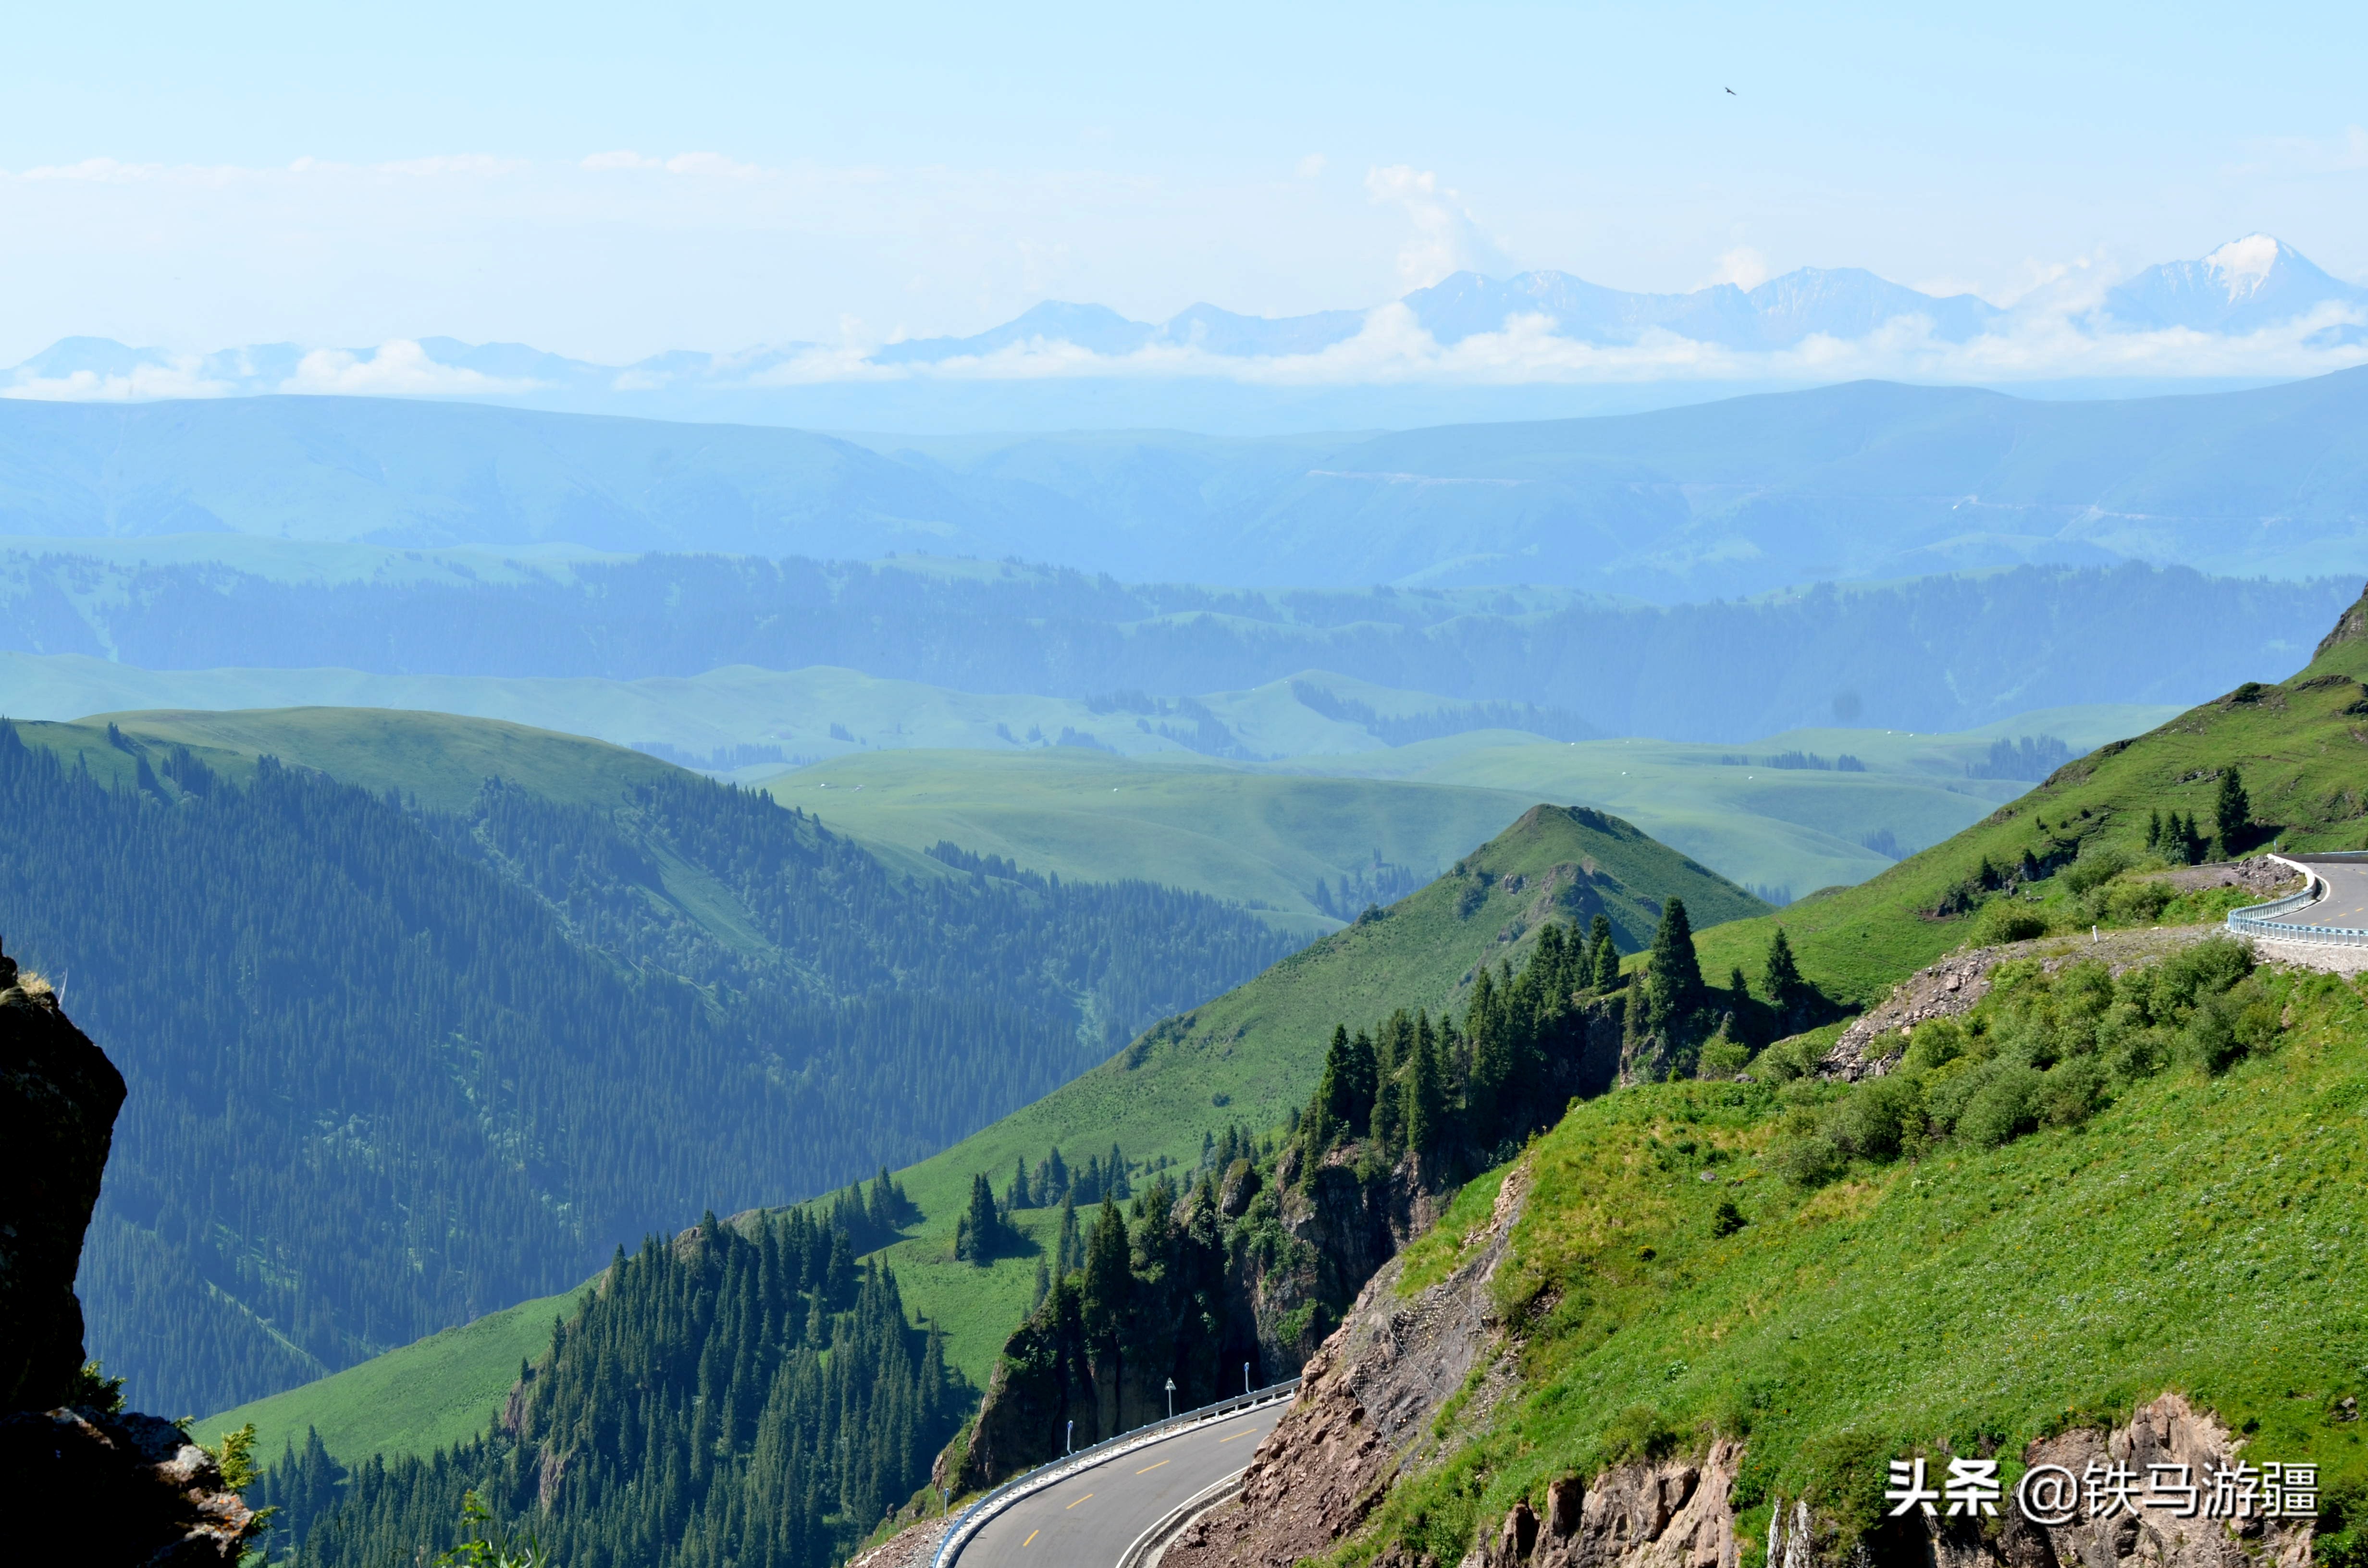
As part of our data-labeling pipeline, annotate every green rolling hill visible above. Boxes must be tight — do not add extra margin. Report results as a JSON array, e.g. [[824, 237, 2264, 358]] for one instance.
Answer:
[[199, 801, 1764, 1459]]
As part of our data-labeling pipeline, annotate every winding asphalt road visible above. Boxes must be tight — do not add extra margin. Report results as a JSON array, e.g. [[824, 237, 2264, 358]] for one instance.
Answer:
[[2288, 858, 2368, 930], [955, 1401, 1288, 1568]]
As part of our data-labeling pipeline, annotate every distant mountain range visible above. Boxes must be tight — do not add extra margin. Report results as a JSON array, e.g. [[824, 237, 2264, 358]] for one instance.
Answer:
[[0, 369, 2367, 594], [4, 236, 2361, 433]]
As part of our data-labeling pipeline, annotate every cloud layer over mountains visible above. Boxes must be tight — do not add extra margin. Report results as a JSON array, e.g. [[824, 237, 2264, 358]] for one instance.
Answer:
[[5, 237, 2362, 433]]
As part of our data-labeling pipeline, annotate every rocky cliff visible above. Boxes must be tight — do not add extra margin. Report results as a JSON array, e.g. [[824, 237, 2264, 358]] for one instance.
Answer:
[[1170, 1152, 2312, 1568], [0, 944, 257, 1564]]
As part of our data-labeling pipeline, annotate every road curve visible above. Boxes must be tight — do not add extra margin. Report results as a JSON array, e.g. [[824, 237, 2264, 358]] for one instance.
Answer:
[[955, 1401, 1288, 1568], [2289, 858, 2368, 930]]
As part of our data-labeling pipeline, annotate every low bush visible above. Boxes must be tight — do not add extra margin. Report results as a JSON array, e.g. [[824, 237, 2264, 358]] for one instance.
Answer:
[[1972, 898, 2049, 945]]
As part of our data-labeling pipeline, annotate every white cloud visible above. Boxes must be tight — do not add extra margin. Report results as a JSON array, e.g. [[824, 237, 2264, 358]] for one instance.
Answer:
[[582, 150, 664, 171], [1363, 165, 1513, 290], [1708, 247, 1768, 290], [1297, 153, 1327, 178], [2, 361, 231, 401], [278, 341, 543, 396]]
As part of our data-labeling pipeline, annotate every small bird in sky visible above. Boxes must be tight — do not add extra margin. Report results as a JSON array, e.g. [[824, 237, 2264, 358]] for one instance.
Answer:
[[1725, 86, 1737, 95]]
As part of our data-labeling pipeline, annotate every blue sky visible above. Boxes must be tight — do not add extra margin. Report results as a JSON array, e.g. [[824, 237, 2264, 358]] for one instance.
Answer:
[[3, 1, 2365, 362]]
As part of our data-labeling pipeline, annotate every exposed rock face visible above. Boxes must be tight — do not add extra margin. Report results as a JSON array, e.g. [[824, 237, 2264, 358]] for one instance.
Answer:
[[0, 964, 124, 1409], [1466, 1441, 1744, 1568], [0, 1406, 256, 1565], [1161, 1165, 1530, 1568], [2313, 582, 2368, 660], [0, 950, 256, 1563]]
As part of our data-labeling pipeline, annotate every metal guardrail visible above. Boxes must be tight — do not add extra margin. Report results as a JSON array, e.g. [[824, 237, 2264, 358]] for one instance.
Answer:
[[930, 1379, 1299, 1568], [2227, 855, 2368, 948]]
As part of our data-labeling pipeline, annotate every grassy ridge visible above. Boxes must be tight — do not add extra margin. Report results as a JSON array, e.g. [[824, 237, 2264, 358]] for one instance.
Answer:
[[200, 803, 1763, 1456], [1691, 621, 2368, 1003], [765, 748, 1543, 937], [199, 1284, 592, 1469], [1354, 967, 2368, 1568]]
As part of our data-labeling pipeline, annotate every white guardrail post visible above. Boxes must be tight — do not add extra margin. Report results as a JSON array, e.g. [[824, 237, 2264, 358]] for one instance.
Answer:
[[930, 1379, 1299, 1568], [2227, 853, 2368, 949]]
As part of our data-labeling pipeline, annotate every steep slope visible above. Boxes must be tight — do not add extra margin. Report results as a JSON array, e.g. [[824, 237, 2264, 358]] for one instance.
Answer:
[[205, 805, 1763, 1461], [1692, 581, 2368, 1004], [0, 713, 1289, 1417], [1175, 959, 2366, 1568]]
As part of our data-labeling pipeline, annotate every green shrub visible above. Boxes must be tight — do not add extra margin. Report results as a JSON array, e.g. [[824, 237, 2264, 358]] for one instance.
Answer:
[[1957, 1064, 2043, 1148], [1710, 1198, 1747, 1237], [1772, 1133, 1847, 1188], [2103, 877, 2175, 924], [1821, 1075, 1924, 1163], [1698, 1035, 1753, 1079], [1899, 1017, 1966, 1072], [1973, 899, 2049, 945], [2061, 844, 2134, 897], [2037, 1056, 2106, 1127]]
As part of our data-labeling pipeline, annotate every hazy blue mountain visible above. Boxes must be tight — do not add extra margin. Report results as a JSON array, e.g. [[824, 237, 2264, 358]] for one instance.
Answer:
[[3, 370, 2368, 590], [7, 237, 2354, 434], [0, 545, 2344, 742], [1400, 266, 2001, 347], [2098, 234, 2368, 341]]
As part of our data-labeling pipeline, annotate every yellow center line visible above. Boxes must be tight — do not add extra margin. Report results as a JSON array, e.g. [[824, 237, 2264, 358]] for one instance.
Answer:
[[1022, 1531, 1038, 1548], [1065, 1494, 1094, 1510], [1219, 1431, 1253, 1443], [1137, 1459, 1169, 1473]]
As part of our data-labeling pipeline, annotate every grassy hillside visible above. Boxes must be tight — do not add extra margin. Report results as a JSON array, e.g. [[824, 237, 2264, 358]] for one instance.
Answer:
[[1690, 594, 2368, 1003], [1355, 961, 2368, 1567], [87, 705, 687, 813], [200, 1283, 591, 1468], [764, 748, 1542, 935], [202, 802, 1763, 1455], [849, 803, 1762, 1370]]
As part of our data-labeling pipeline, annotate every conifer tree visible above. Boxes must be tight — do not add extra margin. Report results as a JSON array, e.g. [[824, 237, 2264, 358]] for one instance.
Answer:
[[1055, 1193, 1083, 1276], [1644, 897, 1704, 1035], [1762, 928, 1803, 1008], [1080, 1199, 1132, 1360], [1589, 916, 1621, 991], [2215, 765, 2250, 854]]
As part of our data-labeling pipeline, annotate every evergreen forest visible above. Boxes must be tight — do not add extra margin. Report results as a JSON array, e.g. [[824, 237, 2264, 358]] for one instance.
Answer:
[[0, 722, 1289, 1416], [258, 1205, 964, 1568]]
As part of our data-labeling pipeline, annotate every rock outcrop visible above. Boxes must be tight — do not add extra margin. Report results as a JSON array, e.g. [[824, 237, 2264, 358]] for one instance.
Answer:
[[0, 943, 257, 1563], [1161, 1164, 1531, 1568], [0, 952, 124, 1409], [1467, 1440, 1744, 1568]]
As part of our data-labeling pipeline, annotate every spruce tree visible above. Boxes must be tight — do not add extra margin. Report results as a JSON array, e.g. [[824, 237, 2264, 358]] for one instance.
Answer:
[[1406, 1024, 1445, 1159], [1080, 1199, 1132, 1359], [1762, 928, 1803, 1008], [1589, 916, 1620, 991], [2215, 765, 2250, 854], [1644, 897, 1704, 1035]]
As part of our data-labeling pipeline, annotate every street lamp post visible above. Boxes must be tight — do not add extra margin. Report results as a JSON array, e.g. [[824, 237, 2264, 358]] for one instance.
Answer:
[[1243, 1361, 1250, 1396], [1065, 1419, 1073, 1455], [1165, 1377, 1175, 1420]]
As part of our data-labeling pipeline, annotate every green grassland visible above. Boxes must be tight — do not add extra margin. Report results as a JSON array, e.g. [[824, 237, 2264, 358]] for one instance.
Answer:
[[200, 1283, 592, 1470], [760, 748, 1543, 936], [1353, 964, 2368, 1568], [1687, 624, 2368, 1005], [199, 803, 1763, 1458]]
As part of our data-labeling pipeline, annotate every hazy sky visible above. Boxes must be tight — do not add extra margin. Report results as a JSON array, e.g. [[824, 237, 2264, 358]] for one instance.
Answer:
[[4, 1, 2364, 362]]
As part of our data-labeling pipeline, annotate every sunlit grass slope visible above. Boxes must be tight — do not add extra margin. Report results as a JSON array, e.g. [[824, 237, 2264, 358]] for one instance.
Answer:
[[199, 1284, 591, 1471], [1688, 604, 2368, 1004], [1359, 968, 2368, 1568], [761, 748, 1542, 935], [872, 804, 1763, 1366]]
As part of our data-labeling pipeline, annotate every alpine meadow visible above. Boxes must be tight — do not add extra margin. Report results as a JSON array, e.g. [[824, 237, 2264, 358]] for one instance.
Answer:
[[7, 11, 2368, 1568]]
